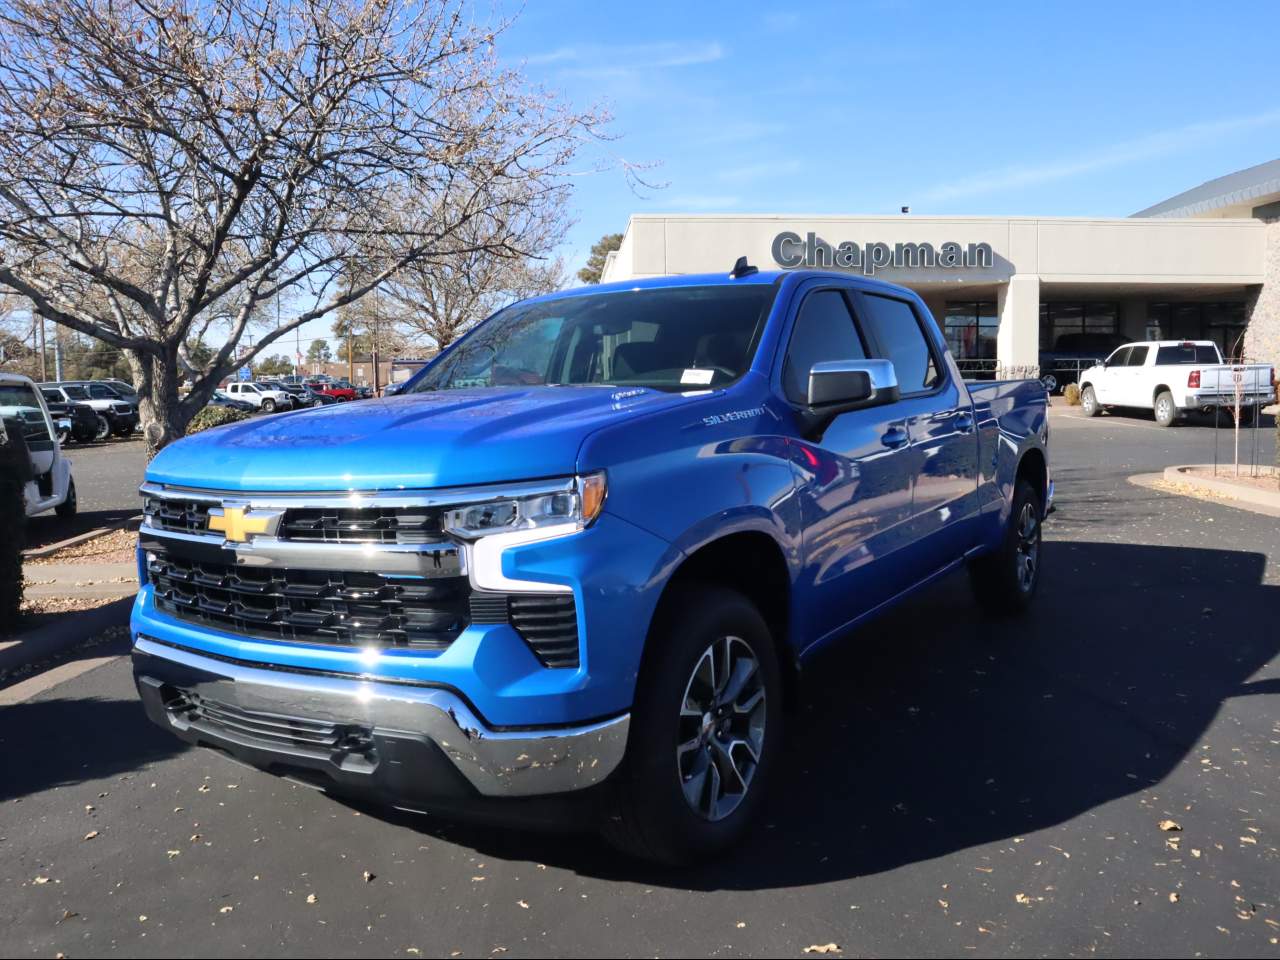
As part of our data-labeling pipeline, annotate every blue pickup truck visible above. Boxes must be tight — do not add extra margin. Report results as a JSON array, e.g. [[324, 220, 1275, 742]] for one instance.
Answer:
[[131, 264, 1050, 863]]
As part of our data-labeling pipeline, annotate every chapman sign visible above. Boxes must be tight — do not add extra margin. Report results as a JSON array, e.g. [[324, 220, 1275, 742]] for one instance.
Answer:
[[772, 231, 994, 276]]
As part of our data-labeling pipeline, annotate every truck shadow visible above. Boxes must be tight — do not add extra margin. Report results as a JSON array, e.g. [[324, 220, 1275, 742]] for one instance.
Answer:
[[422, 538, 1280, 888]]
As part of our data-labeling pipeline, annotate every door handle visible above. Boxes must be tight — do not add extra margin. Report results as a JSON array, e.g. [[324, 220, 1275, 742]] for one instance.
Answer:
[[954, 412, 975, 433], [880, 427, 909, 449]]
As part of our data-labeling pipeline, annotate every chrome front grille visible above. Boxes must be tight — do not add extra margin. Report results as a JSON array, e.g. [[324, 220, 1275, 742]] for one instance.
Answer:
[[144, 496, 442, 546], [281, 507, 439, 544], [143, 496, 211, 535], [149, 554, 468, 649]]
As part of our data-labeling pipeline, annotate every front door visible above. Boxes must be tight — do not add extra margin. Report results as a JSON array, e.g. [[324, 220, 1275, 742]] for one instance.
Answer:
[[783, 283, 916, 650]]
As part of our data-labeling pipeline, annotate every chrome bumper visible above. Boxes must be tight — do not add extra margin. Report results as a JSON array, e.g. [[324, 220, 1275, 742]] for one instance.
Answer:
[[132, 636, 628, 798]]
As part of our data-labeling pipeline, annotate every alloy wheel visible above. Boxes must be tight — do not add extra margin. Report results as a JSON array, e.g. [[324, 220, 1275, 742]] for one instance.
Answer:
[[1015, 500, 1039, 592], [676, 635, 766, 822]]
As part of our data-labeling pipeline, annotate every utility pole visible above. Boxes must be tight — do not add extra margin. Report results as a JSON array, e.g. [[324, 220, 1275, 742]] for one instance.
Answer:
[[371, 293, 380, 395], [53, 328, 63, 380], [35, 314, 47, 381]]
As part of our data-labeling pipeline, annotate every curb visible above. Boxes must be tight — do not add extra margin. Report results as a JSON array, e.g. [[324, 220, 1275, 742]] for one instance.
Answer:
[[0, 595, 133, 680], [1162, 464, 1280, 511], [22, 514, 142, 560]]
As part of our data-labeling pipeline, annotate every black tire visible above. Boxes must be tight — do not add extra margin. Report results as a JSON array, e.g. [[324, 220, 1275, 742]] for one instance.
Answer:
[[261, 398, 276, 413], [56, 478, 77, 519], [969, 478, 1043, 616], [602, 585, 782, 865], [112, 423, 133, 438], [1154, 389, 1177, 427], [93, 415, 111, 441], [1080, 385, 1100, 417], [1237, 405, 1257, 427], [1040, 373, 1058, 394]]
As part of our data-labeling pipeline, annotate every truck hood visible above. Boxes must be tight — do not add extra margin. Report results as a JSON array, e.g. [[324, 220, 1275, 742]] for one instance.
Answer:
[[146, 386, 691, 492]]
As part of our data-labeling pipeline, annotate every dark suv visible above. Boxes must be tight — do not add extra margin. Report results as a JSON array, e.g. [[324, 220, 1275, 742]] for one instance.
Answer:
[[1038, 333, 1128, 393]]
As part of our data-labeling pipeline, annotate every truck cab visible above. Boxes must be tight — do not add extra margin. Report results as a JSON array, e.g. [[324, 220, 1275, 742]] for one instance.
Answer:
[[131, 268, 1049, 863]]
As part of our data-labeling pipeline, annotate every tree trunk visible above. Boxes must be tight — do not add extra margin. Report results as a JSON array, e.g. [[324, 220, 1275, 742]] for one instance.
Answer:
[[132, 344, 192, 460]]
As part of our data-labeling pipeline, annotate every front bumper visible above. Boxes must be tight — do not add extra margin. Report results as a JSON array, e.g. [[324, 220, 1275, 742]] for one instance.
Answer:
[[132, 635, 630, 805]]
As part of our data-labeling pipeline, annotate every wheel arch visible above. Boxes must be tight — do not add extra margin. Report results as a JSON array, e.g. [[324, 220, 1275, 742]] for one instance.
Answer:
[[650, 530, 798, 708], [1152, 384, 1172, 404], [1015, 446, 1048, 507]]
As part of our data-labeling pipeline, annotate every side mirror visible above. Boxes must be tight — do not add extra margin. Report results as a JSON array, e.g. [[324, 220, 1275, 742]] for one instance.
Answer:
[[799, 359, 900, 440]]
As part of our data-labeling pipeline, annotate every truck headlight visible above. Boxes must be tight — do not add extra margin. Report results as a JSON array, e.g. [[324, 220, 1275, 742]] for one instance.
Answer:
[[443, 473, 606, 540]]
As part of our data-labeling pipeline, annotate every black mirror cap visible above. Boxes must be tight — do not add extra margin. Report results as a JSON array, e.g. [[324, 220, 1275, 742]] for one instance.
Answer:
[[808, 368, 873, 407]]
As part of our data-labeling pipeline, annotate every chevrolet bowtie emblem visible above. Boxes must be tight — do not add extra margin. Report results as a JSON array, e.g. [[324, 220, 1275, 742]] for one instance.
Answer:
[[207, 505, 282, 543]]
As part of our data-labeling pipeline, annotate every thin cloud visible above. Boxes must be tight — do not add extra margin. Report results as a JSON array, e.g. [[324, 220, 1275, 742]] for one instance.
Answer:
[[718, 159, 802, 184], [661, 194, 741, 211], [526, 41, 725, 72], [920, 108, 1280, 203]]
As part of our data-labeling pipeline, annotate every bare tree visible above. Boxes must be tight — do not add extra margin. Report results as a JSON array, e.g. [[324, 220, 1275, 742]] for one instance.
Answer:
[[381, 199, 569, 351], [0, 0, 606, 453]]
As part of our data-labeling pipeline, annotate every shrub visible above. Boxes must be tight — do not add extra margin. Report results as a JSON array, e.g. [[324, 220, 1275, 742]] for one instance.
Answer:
[[1063, 382, 1082, 406], [0, 423, 28, 633], [187, 405, 252, 435]]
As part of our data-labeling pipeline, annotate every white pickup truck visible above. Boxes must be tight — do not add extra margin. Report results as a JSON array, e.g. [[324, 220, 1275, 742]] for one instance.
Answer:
[[1079, 340, 1275, 427], [223, 380, 294, 413], [1, 372, 77, 518]]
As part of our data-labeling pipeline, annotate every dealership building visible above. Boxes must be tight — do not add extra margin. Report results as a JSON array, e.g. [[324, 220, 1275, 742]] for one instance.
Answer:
[[599, 158, 1280, 379]]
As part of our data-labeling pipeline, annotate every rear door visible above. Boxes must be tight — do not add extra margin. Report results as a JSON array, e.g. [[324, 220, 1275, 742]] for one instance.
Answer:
[[782, 281, 916, 646], [854, 289, 981, 578], [1122, 344, 1151, 406]]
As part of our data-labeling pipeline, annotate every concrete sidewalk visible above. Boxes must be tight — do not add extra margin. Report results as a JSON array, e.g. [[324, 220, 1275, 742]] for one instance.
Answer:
[[21, 561, 138, 599]]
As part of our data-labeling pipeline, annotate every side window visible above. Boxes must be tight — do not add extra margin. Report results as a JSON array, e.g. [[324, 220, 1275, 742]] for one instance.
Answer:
[[859, 293, 940, 392], [782, 289, 866, 404], [88, 384, 113, 399], [1126, 345, 1149, 367], [1107, 347, 1129, 367]]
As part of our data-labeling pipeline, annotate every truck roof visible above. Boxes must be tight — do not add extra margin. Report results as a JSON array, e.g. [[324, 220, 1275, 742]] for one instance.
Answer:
[[523, 268, 921, 306]]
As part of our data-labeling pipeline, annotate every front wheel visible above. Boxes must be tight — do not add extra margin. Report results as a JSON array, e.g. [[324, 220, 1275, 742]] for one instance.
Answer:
[[93, 415, 111, 441], [1040, 373, 1058, 394], [1154, 390, 1177, 427], [261, 398, 276, 413], [969, 478, 1043, 616], [602, 585, 782, 864], [1080, 385, 1100, 417]]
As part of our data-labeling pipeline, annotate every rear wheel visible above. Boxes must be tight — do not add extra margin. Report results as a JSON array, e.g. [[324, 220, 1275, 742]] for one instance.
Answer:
[[1154, 390, 1177, 427], [602, 585, 782, 864], [93, 415, 111, 441], [970, 478, 1043, 616], [1237, 405, 1257, 427], [55, 478, 77, 519], [1080, 385, 1100, 417], [1039, 373, 1058, 394], [261, 398, 276, 413]]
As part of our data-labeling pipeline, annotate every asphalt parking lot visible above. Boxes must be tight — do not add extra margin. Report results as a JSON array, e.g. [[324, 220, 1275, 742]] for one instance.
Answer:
[[2, 406, 1277, 957], [23, 436, 147, 550]]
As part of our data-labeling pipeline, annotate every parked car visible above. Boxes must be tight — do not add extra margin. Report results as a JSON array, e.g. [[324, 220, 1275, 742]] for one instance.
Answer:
[[277, 382, 333, 407], [41, 381, 138, 437], [1079, 340, 1276, 426], [1, 373, 77, 518], [39, 390, 103, 442], [209, 391, 256, 412], [98, 377, 140, 402], [304, 378, 358, 401], [131, 265, 1050, 864], [222, 381, 295, 412], [1037, 332, 1128, 393]]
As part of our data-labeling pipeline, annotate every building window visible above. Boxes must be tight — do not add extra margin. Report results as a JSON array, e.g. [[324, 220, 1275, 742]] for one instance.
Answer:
[[943, 301, 997, 360], [1146, 302, 1248, 359], [1039, 302, 1119, 348]]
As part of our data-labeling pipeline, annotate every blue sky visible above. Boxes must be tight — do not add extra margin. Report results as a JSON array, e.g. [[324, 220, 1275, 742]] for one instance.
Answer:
[[500, 0, 1280, 274]]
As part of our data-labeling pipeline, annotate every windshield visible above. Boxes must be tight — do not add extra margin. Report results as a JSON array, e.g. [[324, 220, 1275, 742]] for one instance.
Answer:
[[409, 284, 777, 394]]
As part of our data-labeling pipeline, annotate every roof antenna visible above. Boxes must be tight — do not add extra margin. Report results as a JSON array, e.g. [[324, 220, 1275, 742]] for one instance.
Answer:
[[729, 256, 758, 279]]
